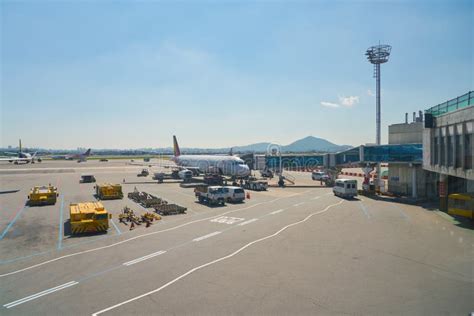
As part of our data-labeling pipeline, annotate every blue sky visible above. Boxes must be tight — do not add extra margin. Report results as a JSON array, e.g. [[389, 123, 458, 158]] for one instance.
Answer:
[[1, 0, 472, 149]]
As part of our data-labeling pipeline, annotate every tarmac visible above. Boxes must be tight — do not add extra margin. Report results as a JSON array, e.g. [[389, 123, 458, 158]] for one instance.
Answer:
[[0, 159, 472, 315]]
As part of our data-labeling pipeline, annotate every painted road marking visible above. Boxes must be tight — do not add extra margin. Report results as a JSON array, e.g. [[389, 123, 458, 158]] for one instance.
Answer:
[[270, 209, 285, 215], [91, 200, 344, 316], [193, 231, 222, 242], [210, 216, 244, 225], [123, 251, 166, 266], [3, 281, 78, 309], [1, 191, 315, 277], [311, 196, 322, 200], [0, 205, 27, 241], [293, 202, 305, 207], [238, 218, 258, 226], [57, 196, 65, 250], [110, 219, 122, 235], [359, 202, 371, 219]]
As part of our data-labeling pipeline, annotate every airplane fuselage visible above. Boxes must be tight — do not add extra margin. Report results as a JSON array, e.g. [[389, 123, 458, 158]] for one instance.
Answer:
[[173, 155, 250, 177]]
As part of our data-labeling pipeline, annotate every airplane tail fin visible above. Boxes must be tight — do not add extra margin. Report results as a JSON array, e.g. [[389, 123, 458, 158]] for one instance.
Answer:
[[84, 149, 91, 156], [173, 135, 181, 157]]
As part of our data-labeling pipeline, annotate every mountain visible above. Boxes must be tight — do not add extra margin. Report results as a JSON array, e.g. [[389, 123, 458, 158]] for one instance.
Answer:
[[282, 136, 352, 153], [230, 136, 351, 154]]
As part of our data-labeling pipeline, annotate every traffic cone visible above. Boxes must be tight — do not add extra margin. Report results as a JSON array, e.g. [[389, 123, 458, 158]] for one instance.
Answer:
[[246, 192, 250, 199]]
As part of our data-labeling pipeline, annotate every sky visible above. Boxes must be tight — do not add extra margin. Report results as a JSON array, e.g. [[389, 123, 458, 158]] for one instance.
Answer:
[[1, 0, 472, 149]]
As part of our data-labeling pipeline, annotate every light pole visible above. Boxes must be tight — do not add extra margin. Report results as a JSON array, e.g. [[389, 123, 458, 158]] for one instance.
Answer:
[[365, 44, 391, 191]]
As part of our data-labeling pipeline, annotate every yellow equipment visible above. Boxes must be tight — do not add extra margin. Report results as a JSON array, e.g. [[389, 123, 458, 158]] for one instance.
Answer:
[[28, 185, 58, 206], [95, 183, 123, 200], [69, 202, 111, 234], [448, 193, 474, 219]]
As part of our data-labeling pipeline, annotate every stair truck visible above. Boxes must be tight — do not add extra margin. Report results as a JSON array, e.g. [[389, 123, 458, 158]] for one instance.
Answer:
[[95, 183, 123, 200], [69, 202, 111, 234]]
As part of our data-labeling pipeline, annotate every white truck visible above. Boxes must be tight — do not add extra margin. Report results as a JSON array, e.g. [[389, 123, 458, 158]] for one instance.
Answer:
[[195, 185, 226, 206]]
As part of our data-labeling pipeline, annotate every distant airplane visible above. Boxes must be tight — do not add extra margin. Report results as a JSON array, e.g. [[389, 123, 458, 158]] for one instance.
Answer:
[[171, 136, 250, 178], [52, 148, 91, 162], [0, 139, 40, 164]]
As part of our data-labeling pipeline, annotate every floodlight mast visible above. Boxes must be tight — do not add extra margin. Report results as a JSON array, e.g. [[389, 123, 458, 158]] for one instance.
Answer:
[[365, 44, 391, 192]]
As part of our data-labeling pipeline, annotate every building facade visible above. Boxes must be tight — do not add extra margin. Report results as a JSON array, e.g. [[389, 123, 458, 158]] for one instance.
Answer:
[[423, 91, 474, 210]]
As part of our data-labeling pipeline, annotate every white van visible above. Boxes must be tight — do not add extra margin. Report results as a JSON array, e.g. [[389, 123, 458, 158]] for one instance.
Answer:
[[333, 179, 358, 198], [223, 186, 246, 203], [312, 171, 329, 181]]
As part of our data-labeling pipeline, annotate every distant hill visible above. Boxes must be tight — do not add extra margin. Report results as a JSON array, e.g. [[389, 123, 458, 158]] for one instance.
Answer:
[[281, 136, 352, 153], [230, 136, 351, 154]]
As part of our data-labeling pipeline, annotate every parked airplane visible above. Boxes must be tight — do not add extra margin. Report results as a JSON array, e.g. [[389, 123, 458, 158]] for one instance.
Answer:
[[171, 136, 250, 178], [0, 139, 40, 164]]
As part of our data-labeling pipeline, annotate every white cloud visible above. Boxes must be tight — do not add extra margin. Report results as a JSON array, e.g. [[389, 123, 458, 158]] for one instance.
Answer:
[[338, 95, 359, 107], [320, 101, 340, 108], [367, 89, 375, 97]]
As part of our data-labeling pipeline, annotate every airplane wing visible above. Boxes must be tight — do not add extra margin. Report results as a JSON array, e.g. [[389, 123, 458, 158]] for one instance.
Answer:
[[0, 157, 31, 162]]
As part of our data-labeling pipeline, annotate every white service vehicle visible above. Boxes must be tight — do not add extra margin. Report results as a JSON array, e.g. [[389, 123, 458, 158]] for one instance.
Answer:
[[312, 171, 329, 181], [195, 185, 227, 206], [333, 179, 358, 198], [223, 186, 245, 203]]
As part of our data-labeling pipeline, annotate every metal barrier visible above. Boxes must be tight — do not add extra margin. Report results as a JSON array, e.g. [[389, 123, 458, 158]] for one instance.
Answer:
[[425, 91, 474, 117]]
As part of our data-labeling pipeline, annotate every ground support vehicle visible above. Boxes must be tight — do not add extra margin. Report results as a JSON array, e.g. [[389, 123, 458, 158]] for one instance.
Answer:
[[204, 174, 224, 185], [69, 202, 111, 234], [128, 188, 167, 208], [137, 169, 149, 177], [80, 174, 96, 183], [154, 204, 187, 216], [95, 183, 123, 200], [223, 186, 246, 203], [28, 185, 58, 206], [243, 178, 268, 191], [333, 179, 358, 198], [448, 193, 474, 219], [195, 185, 226, 206]]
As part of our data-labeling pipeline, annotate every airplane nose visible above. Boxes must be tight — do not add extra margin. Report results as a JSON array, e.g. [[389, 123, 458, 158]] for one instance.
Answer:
[[239, 165, 250, 176]]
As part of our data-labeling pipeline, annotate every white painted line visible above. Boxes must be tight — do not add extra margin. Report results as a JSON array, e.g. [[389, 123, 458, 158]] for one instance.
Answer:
[[1, 190, 315, 278], [270, 209, 285, 215], [238, 218, 259, 226], [91, 200, 343, 316], [293, 202, 305, 207], [210, 216, 244, 225], [193, 231, 221, 242], [123, 251, 166, 266], [311, 196, 322, 200], [4, 281, 78, 309]]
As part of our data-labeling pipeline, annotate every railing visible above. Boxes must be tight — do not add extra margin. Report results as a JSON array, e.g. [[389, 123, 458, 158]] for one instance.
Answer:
[[425, 91, 474, 117]]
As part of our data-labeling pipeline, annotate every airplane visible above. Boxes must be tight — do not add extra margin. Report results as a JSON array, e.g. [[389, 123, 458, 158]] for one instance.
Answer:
[[171, 136, 250, 178], [0, 139, 40, 164], [68, 148, 92, 162]]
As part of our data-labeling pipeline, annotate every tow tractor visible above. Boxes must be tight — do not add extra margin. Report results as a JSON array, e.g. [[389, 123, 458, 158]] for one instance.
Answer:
[[137, 168, 149, 177], [69, 202, 111, 234], [28, 185, 58, 206]]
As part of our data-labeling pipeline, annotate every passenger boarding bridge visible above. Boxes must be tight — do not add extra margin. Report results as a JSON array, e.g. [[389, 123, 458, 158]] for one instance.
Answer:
[[265, 143, 423, 170]]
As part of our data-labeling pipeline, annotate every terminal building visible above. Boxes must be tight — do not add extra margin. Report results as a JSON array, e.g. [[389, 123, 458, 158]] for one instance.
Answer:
[[423, 91, 474, 210]]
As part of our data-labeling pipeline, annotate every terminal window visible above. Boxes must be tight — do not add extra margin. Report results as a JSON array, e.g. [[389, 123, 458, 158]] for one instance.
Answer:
[[447, 135, 454, 167], [433, 137, 439, 165], [465, 133, 472, 170], [455, 135, 462, 168]]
